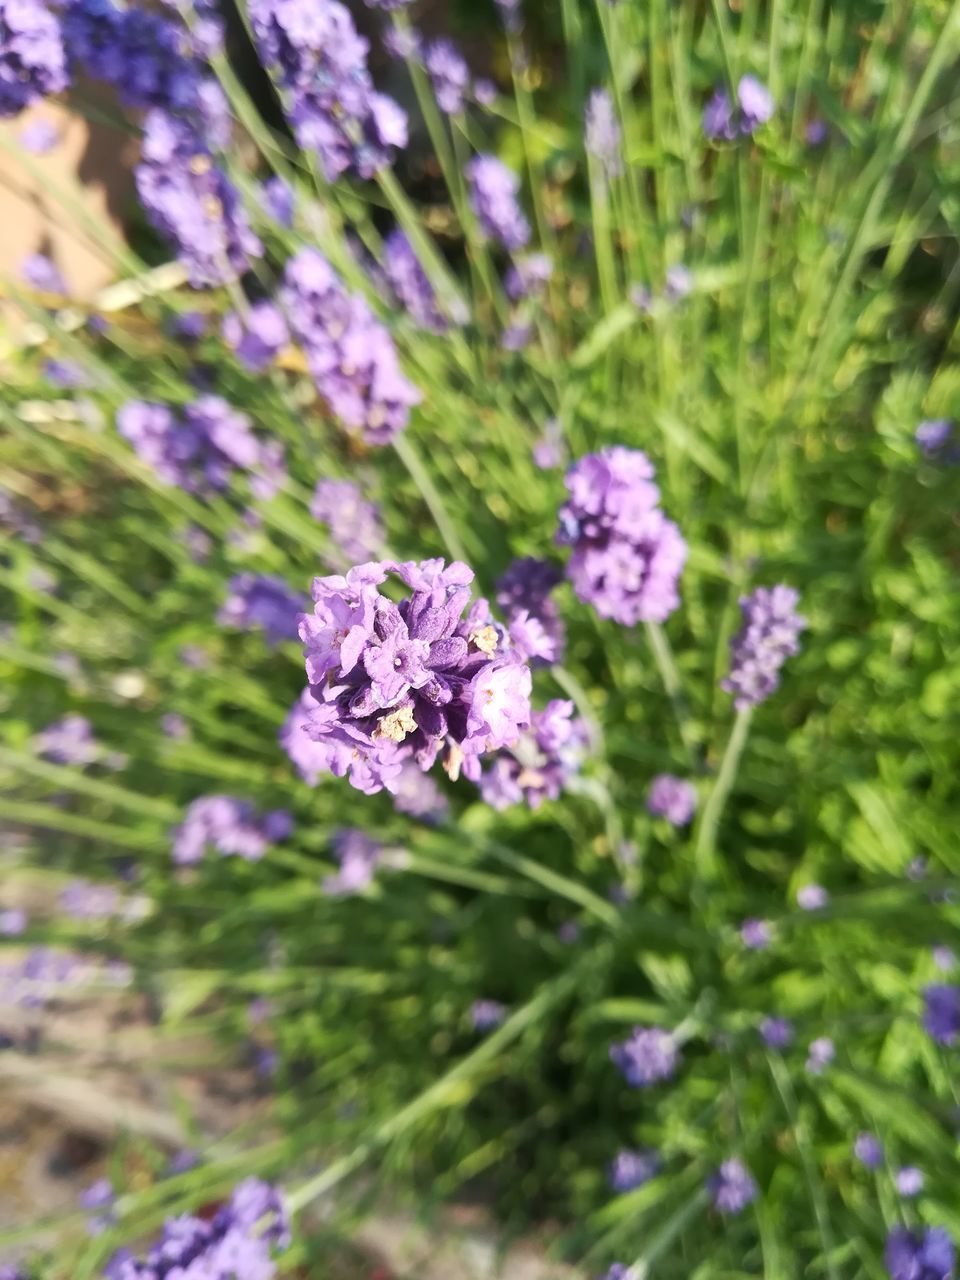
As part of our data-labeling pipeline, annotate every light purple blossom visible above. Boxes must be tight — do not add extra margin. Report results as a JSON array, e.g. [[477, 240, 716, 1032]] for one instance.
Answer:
[[473, 77, 497, 105], [496, 557, 565, 665], [471, 999, 507, 1030], [219, 574, 304, 646], [392, 760, 449, 823], [222, 301, 289, 372], [161, 713, 189, 739], [60, 880, 121, 921], [703, 75, 774, 140], [585, 88, 622, 179], [740, 918, 772, 949], [34, 714, 99, 765], [896, 1166, 924, 1197], [933, 946, 956, 973], [647, 774, 696, 826], [381, 229, 448, 333], [663, 265, 693, 301], [425, 38, 469, 115], [854, 1132, 883, 1169], [0, 908, 27, 936], [502, 319, 534, 351], [505, 253, 553, 303], [0, 946, 80, 1010], [259, 174, 295, 226], [805, 118, 828, 146], [19, 117, 60, 152], [383, 20, 420, 59], [311, 478, 384, 564], [760, 1017, 793, 1049], [797, 883, 828, 910], [465, 155, 531, 251], [79, 1177, 115, 1235], [709, 1158, 757, 1214], [608, 1148, 660, 1193], [281, 689, 331, 785], [885, 1227, 954, 1280], [916, 419, 956, 460], [479, 699, 586, 810], [21, 251, 66, 294], [533, 417, 565, 470], [323, 829, 382, 895], [610, 1026, 679, 1087], [721, 585, 805, 709], [806, 1036, 835, 1074], [172, 796, 293, 865], [923, 985, 960, 1046], [0, 0, 68, 117]]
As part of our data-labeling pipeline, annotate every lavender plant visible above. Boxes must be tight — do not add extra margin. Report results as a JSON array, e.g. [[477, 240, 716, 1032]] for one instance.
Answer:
[[3, 0, 960, 1276]]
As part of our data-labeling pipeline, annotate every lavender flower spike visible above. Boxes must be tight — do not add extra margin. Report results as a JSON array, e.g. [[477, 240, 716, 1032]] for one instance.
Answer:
[[479, 699, 586, 810], [382, 229, 449, 333], [647, 774, 696, 826], [323, 829, 382, 895], [219, 574, 304, 646], [610, 1026, 679, 1087], [608, 1148, 660, 1193], [885, 1227, 955, 1280], [721, 585, 805, 709], [854, 1132, 883, 1169], [585, 88, 622, 179], [426, 39, 469, 116], [466, 155, 531, 251], [923, 985, 960, 1045], [311, 478, 384, 563], [172, 796, 293, 864], [709, 1158, 757, 1214], [0, 0, 68, 117]]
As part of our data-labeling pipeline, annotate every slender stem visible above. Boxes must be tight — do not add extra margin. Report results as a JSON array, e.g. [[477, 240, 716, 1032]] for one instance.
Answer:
[[392, 432, 469, 564], [693, 706, 753, 885], [644, 621, 699, 769]]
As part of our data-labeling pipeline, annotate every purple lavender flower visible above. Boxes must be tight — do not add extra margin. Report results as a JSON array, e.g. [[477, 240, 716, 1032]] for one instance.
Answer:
[[479, 699, 586, 810], [161, 713, 189, 739], [740, 918, 772, 949], [222, 301, 289, 372], [896, 1166, 924, 1197], [647, 774, 696, 826], [533, 417, 565, 470], [797, 883, 828, 910], [473, 76, 497, 106], [599, 1269, 636, 1280], [297, 559, 532, 795], [219, 574, 304, 647], [760, 1017, 793, 1049], [282, 248, 420, 445], [806, 1036, 835, 1074], [0, 0, 68, 117], [702, 89, 737, 141], [934, 947, 956, 973], [34, 714, 99, 765], [721, 585, 805, 709], [738, 75, 774, 131], [249, 0, 407, 180], [585, 88, 622, 179], [425, 38, 469, 115], [502, 319, 534, 351], [493, 0, 522, 30], [60, 880, 121, 921], [629, 283, 653, 312], [103, 1177, 289, 1279], [19, 116, 60, 152], [172, 796, 292, 865], [916, 419, 956, 460], [471, 999, 507, 1030], [380, 229, 447, 333], [885, 1228, 954, 1280], [854, 1132, 883, 1169], [608, 1148, 660, 1193], [805, 118, 828, 146], [21, 252, 65, 294], [79, 1177, 115, 1235], [557, 448, 687, 626], [0, 908, 26, 936], [610, 1026, 679, 1088], [281, 689, 332, 785], [924, 985, 960, 1045], [311, 478, 384, 564], [323, 829, 382, 895], [709, 1158, 757, 1214], [259, 174, 294, 227], [496, 557, 565, 665], [43, 358, 92, 389], [0, 946, 80, 1009], [392, 760, 449, 823], [664, 265, 693, 301], [465, 155, 531, 251], [174, 311, 207, 341], [505, 253, 553, 303], [383, 20, 420, 59]]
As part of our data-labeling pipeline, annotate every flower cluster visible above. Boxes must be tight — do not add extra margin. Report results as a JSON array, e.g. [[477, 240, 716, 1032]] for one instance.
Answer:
[[392, 760, 449, 822], [0, 0, 68, 117], [479, 699, 586, 810], [34, 714, 99, 766], [311, 479, 384, 564], [105, 1177, 289, 1280], [610, 1026, 679, 1087], [323, 828, 382, 895], [557, 447, 687, 625], [117, 396, 273, 498], [465, 155, 531, 251], [916, 419, 959, 463], [219, 574, 304, 647], [281, 248, 421, 445], [608, 1148, 661, 1193], [471, 999, 507, 1030], [703, 75, 774, 140], [172, 796, 293, 864], [425, 38, 469, 115], [223, 301, 290, 372], [381, 229, 449, 333], [297, 558, 532, 795], [923, 984, 960, 1045], [709, 1158, 758, 1214], [760, 1016, 793, 1048], [585, 88, 622, 179], [806, 1036, 835, 1074], [0, 947, 79, 1009], [495, 557, 565, 664], [721, 585, 805, 709], [854, 1132, 883, 1168], [646, 773, 696, 826], [885, 1227, 955, 1280], [248, 0, 407, 179]]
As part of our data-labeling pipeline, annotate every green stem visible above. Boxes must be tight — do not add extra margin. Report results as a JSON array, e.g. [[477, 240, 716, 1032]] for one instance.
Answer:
[[644, 621, 699, 769], [693, 706, 753, 885], [392, 432, 469, 564]]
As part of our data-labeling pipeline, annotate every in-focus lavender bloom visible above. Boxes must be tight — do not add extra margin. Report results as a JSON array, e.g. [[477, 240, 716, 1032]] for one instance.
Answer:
[[249, 0, 407, 180], [916, 419, 956, 460], [392, 760, 449, 823], [709, 1159, 758, 1214], [760, 1017, 794, 1049], [533, 417, 565, 470], [21, 252, 66, 294], [496, 557, 565, 665], [854, 1132, 884, 1169], [924, 985, 960, 1045], [740, 918, 772, 950], [19, 117, 60, 152], [381, 229, 447, 333], [608, 1148, 661, 1193], [103, 1177, 289, 1279], [933, 946, 956, 972], [425, 38, 469, 115], [738, 75, 774, 131], [79, 1177, 115, 1235], [60, 880, 121, 921], [117, 395, 265, 497], [0, 908, 27, 936], [886, 1228, 955, 1280], [259, 174, 294, 226], [282, 248, 420, 445], [797, 883, 828, 910], [896, 1166, 924, 1197], [721, 585, 805, 709], [806, 1036, 835, 1074], [466, 155, 531, 251], [557, 448, 687, 626], [479, 699, 586, 810], [610, 1026, 679, 1087], [505, 253, 553, 303], [585, 88, 622, 179], [34, 714, 98, 765], [219, 574, 303, 647], [323, 829, 382, 895], [0, 0, 68, 117], [663, 265, 693, 301], [222, 301, 289, 372], [136, 107, 262, 287], [647, 774, 697, 826], [471, 999, 507, 1030], [297, 558, 532, 795], [311, 478, 384, 564], [172, 796, 292, 865]]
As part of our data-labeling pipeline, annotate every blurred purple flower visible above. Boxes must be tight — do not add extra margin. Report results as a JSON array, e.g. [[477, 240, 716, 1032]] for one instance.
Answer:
[[797, 884, 828, 910], [505, 253, 553, 303], [392, 761, 449, 823], [172, 796, 292, 865], [916, 419, 956, 461], [608, 1148, 660, 1193], [885, 1227, 954, 1280], [479, 699, 586, 810], [585, 88, 622, 179], [219, 574, 304, 646], [663, 265, 693, 301], [311, 478, 384, 564], [496, 557, 565, 665], [709, 1158, 757, 1214], [21, 252, 66, 294], [79, 1177, 115, 1235], [323, 829, 382, 895], [924, 985, 960, 1045], [610, 1027, 679, 1087], [259, 174, 294, 226], [647, 774, 696, 826], [854, 1132, 883, 1169], [0, 0, 68, 117], [896, 1166, 924, 1197], [471, 999, 507, 1030], [381, 229, 448, 333], [533, 417, 565, 470], [222, 301, 289, 372], [34, 714, 99, 766], [60, 880, 121, 921], [0, 909, 26, 937], [466, 155, 531, 251], [933, 947, 956, 973], [806, 1036, 835, 1074], [425, 38, 469, 115], [740, 918, 772, 949], [19, 118, 60, 152], [760, 1017, 793, 1049], [161, 713, 189, 739]]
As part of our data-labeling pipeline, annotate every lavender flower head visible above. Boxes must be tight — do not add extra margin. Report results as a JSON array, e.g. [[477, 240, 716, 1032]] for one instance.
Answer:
[[760, 1017, 794, 1049], [721, 585, 805, 709], [916, 419, 956, 460], [323, 829, 381, 895], [797, 883, 828, 910], [703, 75, 773, 140], [610, 1026, 679, 1087], [21, 251, 65, 294], [854, 1132, 884, 1169], [740, 918, 772, 949], [79, 1177, 115, 1235], [479, 699, 586, 810], [505, 253, 553, 303], [60, 880, 121, 921], [471, 999, 507, 1030], [381, 229, 448, 333], [466, 155, 531, 251], [585, 88, 622, 179], [222, 301, 289, 372], [172, 796, 293, 864], [392, 760, 449, 823], [0, 0, 68, 117], [282, 248, 420, 445], [311, 479, 384, 564], [933, 946, 956, 973], [260, 174, 294, 226], [806, 1036, 835, 1074], [297, 558, 532, 796], [608, 1148, 661, 1193], [496, 557, 565, 665], [281, 688, 331, 785], [557, 448, 687, 626], [533, 417, 565, 470], [0, 908, 27, 936], [709, 1158, 758, 1214], [923, 984, 960, 1045], [425, 38, 469, 115], [219, 574, 304, 646], [885, 1227, 955, 1280], [34, 714, 99, 765], [647, 774, 696, 826], [896, 1166, 924, 1197], [249, 0, 407, 180]]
